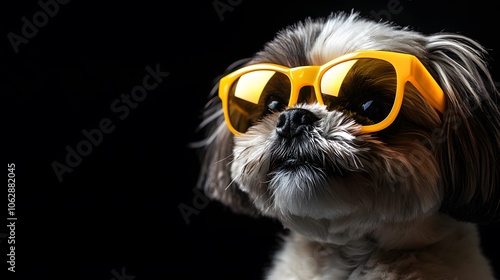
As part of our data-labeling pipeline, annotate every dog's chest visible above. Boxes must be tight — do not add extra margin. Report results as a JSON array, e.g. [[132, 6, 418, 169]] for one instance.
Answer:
[[265, 232, 373, 280]]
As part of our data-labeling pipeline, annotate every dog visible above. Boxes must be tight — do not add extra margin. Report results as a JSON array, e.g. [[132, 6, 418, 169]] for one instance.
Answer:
[[192, 11, 500, 279]]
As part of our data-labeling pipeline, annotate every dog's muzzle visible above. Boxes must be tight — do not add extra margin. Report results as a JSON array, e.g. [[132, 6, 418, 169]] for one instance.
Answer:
[[276, 108, 320, 138]]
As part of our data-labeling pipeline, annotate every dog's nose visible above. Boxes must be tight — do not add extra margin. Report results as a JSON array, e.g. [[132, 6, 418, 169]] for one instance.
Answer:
[[276, 108, 319, 138]]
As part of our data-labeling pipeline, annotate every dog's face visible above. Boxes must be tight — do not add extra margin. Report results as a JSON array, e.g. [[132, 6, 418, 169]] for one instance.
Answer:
[[195, 12, 500, 244]]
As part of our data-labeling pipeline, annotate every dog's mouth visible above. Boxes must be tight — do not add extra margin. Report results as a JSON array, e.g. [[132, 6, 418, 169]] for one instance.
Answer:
[[281, 158, 315, 167], [268, 141, 352, 179], [271, 157, 326, 175]]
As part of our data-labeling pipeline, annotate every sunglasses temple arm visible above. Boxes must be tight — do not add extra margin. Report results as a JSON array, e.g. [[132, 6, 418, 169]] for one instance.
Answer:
[[410, 59, 446, 113]]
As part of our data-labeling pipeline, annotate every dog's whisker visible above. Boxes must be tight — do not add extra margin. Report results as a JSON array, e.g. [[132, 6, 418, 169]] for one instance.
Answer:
[[224, 173, 241, 191]]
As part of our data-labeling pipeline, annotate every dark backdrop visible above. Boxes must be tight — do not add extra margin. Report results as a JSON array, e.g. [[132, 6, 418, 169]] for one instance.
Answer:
[[2, 1, 499, 279]]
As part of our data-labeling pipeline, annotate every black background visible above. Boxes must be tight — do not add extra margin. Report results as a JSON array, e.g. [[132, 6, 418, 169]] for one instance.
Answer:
[[2, 0, 499, 279]]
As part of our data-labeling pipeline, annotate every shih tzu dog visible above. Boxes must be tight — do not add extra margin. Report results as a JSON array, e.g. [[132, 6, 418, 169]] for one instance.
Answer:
[[192, 11, 500, 279]]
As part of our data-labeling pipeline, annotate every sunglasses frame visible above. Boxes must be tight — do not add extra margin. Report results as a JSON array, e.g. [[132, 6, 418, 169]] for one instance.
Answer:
[[219, 50, 446, 135]]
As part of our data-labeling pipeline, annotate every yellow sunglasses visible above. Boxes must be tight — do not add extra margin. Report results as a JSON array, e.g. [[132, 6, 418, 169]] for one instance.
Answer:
[[219, 50, 446, 135]]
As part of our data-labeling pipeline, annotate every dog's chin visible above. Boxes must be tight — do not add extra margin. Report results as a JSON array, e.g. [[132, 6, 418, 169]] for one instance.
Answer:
[[230, 103, 443, 241]]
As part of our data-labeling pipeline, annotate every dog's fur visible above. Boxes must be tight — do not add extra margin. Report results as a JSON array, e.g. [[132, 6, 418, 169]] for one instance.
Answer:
[[192, 11, 500, 279]]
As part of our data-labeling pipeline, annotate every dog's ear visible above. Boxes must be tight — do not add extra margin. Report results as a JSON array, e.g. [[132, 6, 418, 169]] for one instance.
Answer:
[[425, 33, 500, 224], [190, 58, 261, 217]]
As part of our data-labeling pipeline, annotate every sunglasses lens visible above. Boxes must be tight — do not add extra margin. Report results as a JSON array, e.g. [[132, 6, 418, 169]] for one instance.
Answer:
[[320, 59, 397, 125], [228, 70, 291, 133]]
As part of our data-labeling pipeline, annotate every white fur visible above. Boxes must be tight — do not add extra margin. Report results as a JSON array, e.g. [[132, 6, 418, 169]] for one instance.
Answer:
[[267, 222, 493, 280]]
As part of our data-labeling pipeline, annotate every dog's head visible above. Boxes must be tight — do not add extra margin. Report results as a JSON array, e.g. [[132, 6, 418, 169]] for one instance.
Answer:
[[193, 11, 500, 244]]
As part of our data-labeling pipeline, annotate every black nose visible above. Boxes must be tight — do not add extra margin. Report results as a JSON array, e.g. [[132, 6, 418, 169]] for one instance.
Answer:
[[276, 108, 319, 138]]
